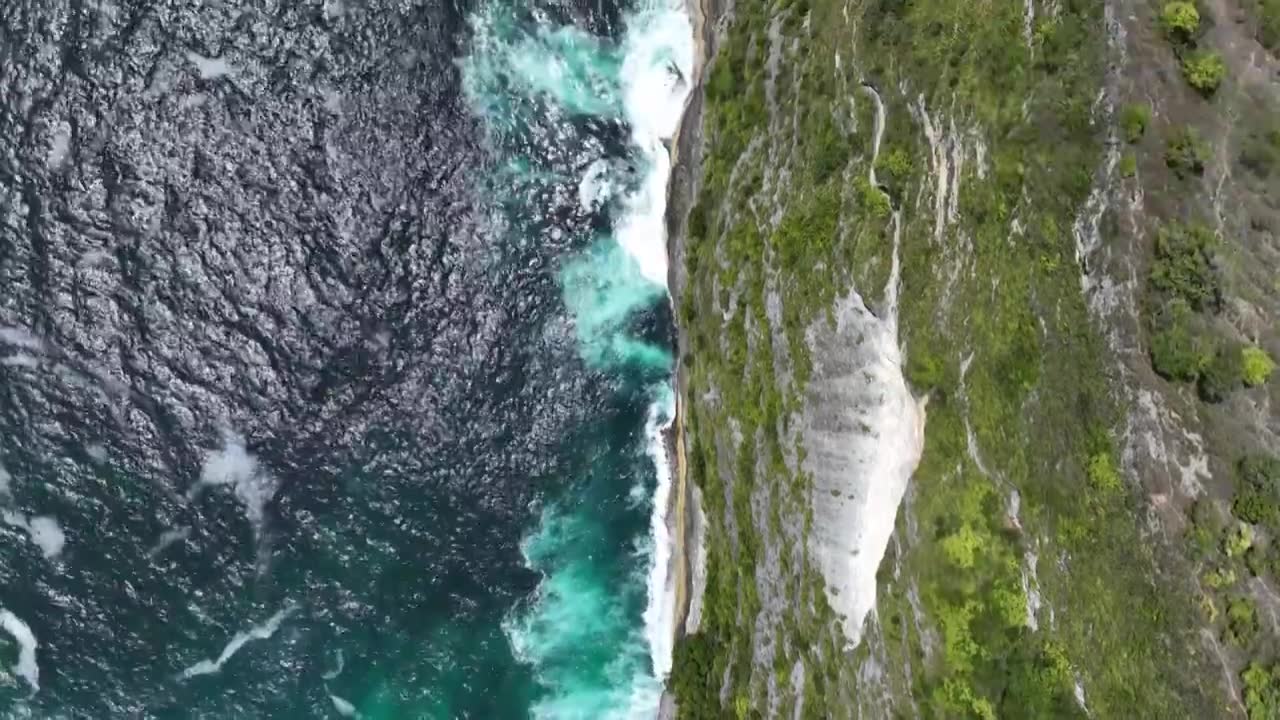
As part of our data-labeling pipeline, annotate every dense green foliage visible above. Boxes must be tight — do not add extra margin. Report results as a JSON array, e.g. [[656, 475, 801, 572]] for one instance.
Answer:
[[1256, 0, 1280, 51], [1242, 346, 1277, 386], [1239, 126, 1280, 178], [1233, 456, 1280, 530], [1160, 1, 1201, 41], [1143, 221, 1240, 397], [1198, 341, 1245, 401], [1165, 126, 1210, 177], [1151, 222, 1220, 311], [1182, 50, 1227, 95], [1120, 103, 1151, 143], [1244, 662, 1280, 720]]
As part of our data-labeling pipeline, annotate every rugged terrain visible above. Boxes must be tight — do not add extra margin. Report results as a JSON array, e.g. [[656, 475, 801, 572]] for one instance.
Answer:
[[665, 0, 1280, 714]]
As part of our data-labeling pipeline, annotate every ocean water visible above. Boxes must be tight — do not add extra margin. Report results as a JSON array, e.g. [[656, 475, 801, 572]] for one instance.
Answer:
[[0, 0, 690, 717]]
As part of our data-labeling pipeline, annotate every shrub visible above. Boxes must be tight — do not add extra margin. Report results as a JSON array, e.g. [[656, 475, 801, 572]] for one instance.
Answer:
[[1087, 452, 1123, 492], [1199, 340, 1244, 401], [1120, 103, 1151, 143], [1239, 127, 1280, 178], [1182, 50, 1227, 94], [906, 349, 946, 391], [1242, 346, 1276, 386], [1165, 126, 1210, 177], [1150, 222, 1220, 311], [1188, 499, 1226, 556], [1161, 1, 1201, 41], [1227, 596, 1259, 645], [854, 175, 891, 219], [1243, 662, 1280, 720], [1258, 0, 1280, 51], [1226, 522, 1255, 557], [1120, 152, 1138, 178], [1232, 455, 1280, 529], [1205, 566, 1237, 588], [1150, 301, 1213, 381], [876, 146, 912, 201]]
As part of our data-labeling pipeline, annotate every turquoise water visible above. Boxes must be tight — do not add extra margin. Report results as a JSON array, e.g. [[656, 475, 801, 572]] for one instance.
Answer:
[[464, 1, 691, 716]]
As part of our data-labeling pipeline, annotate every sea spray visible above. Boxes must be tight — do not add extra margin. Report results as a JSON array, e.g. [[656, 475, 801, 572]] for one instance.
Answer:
[[641, 386, 677, 679], [594, 0, 692, 688], [461, 0, 693, 713]]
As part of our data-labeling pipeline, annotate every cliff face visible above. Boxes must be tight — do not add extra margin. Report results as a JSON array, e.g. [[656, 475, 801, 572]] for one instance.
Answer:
[[668, 0, 1280, 715]]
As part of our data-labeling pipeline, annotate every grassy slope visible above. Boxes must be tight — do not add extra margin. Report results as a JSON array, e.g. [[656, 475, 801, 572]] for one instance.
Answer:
[[670, 0, 1227, 716]]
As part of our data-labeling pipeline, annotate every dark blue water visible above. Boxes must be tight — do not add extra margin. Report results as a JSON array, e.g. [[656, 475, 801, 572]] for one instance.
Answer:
[[0, 0, 691, 716]]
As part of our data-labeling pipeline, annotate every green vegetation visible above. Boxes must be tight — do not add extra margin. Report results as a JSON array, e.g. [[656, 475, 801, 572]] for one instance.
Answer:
[[1151, 301, 1213, 381], [1151, 222, 1219, 312], [1198, 340, 1245, 401], [1120, 151, 1138, 178], [1156, 1, 1229, 95], [1160, 1, 1201, 41], [1141, 220, 1246, 399], [1165, 126, 1210, 177], [1227, 595, 1259, 646], [1239, 127, 1280, 178], [1244, 662, 1280, 719], [1121, 103, 1151, 143], [1182, 50, 1227, 95], [1242, 346, 1276, 386], [1255, 0, 1280, 51], [673, 0, 1225, 715], [1233, 455, 1280, 530]]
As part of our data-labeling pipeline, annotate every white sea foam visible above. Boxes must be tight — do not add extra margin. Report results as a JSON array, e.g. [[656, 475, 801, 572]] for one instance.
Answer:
[[192, 432, 278, 535], [46, 122, 71, 168], [330, 693, 360, 717], [0, 460, 10, 498], [614, 0, 693, 288], [578, 158, 616, 210], [3, 511, 66, 559], [186, 52, 233, 79], [147, 527, 190, 558], [0, 609, 40, 692], [0, 327, 43, 352], [616, 0, 692, 693], [641, 388, 677, 681], [180, 605, 295, 679], [85, 443, 108, 463]]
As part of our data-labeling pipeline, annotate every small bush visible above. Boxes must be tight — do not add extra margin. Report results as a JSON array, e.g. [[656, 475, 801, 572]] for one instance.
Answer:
[[1120, 152, 1138, 178], [1188, 499, 1226, 556], [1227, 595, 1259, 645], [1232, 455, 1280, 530], [1165, 126, 1210, 177], [1160, 1, 1201, 42], [1242, 346, 1276, 386], [1151, 222, 1220, 311], [1239, 127, 1280, 178], [854, 175, 891, 219], [1199, 340, 1244, 401], [1182, 50, 1227, 95], [1226, 522, 1255, 557], [1087, 452, 1123, 492], [1150, 301, 1213, 381], [1120, 103, 1151, 143], [906, 349, 946, 391], [1258, 0, 1280, 51], [1243, 662, 1280, 720], [876, 146, 912, 202]]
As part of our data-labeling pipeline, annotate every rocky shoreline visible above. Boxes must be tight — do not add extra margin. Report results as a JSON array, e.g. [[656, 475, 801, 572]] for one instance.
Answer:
[[658, 0, 716, 714]]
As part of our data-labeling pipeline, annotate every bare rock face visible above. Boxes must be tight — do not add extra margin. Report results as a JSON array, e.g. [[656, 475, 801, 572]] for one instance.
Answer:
[[800, 289, 924, 645]]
